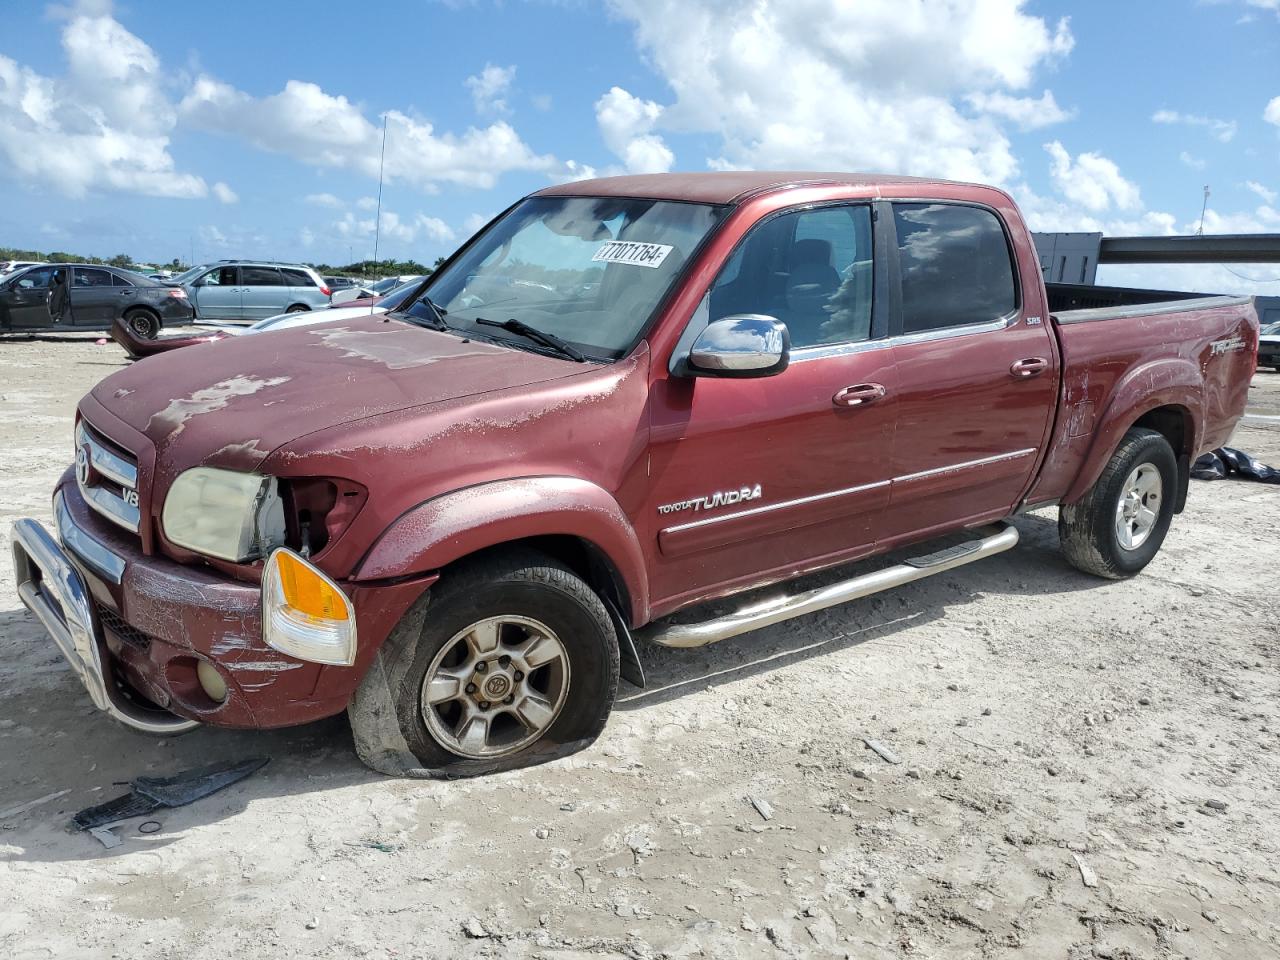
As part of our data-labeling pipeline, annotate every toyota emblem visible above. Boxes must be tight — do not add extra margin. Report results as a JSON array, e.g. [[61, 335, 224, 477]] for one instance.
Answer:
[[76, 444, 92, 486]]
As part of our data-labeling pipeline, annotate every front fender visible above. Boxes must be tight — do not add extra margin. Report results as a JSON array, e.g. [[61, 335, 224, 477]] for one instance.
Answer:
[[1063, 357, 1202, 504], [353, 477, 650, 625]]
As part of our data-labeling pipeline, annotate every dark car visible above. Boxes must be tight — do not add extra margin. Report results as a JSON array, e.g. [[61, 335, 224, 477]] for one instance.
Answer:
[[0, 263, 194, 338]]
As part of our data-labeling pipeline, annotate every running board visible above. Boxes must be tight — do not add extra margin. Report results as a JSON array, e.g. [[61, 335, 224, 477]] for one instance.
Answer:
[[644, 522, 1020, 649]]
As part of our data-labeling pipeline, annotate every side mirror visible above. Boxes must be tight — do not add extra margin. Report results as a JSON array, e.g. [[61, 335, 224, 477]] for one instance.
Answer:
[[687, 315, 790, 378]]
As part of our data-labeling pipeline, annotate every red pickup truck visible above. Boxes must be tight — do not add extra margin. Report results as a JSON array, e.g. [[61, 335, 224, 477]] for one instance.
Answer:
[[11, 172, 1258, 777]]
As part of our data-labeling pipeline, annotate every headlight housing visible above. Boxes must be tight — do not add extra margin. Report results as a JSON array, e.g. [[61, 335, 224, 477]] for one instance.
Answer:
[[262, 548, 356, 665], [162, 467, 286, 562]]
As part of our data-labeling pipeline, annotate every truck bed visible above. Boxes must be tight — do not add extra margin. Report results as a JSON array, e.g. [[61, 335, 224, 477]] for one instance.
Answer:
[[1026, 292, 1259, 509]]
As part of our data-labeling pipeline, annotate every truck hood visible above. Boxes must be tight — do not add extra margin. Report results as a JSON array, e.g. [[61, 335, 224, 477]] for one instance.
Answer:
[[91, 315, 580, 472]]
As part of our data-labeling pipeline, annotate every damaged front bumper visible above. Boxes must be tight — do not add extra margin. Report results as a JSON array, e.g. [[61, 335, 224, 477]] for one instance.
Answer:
[[12, 478, 432, 735], [11, 501, 199, 735]]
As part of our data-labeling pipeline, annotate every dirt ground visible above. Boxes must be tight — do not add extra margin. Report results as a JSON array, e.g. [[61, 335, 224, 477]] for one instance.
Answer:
[[2, 334, 1278, 960]]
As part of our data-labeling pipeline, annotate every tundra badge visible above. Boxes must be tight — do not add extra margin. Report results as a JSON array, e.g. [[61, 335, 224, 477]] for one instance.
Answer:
[[659, 484, 763, 516]]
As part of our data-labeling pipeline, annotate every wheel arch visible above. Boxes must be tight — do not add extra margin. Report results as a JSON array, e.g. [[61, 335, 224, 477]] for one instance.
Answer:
[[353, 477, 651, 625], [1062, 358, 1203, 508]]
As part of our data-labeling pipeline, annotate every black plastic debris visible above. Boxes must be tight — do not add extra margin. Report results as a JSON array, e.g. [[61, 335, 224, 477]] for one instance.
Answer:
[[72, 757, 268, 831], [1192, 447, 1280, 485]]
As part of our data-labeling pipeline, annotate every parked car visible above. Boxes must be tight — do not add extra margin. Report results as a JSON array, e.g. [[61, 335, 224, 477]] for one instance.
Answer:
[[1257, 315, 1280, 371], [0, 259, 46, 277], [0, 262, 193, 337], [109, 278, 426, 358], [11, 172, 1258, 778], [167, 260, 331, 320], [325, 276, 360, 291], [331, 274, 423, 305]]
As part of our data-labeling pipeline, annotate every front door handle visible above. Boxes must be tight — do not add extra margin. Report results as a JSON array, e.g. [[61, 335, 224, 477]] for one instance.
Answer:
[[833, 383, 887, 407], [1010, 357, 1048, 378]]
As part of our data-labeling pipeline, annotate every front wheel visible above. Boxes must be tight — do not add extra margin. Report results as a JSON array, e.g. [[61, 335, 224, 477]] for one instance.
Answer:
[[348, 551, 619, 777], [1059, 427, 1177, 579]]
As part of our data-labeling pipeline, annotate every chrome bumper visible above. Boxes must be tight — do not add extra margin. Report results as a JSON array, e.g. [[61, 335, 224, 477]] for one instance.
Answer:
[[10, 510, 198, 735]]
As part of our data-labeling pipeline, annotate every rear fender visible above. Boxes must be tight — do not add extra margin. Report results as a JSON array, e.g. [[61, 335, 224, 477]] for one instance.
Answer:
[[354, 477, 650, 625], [1063, 358, 1202, 504]]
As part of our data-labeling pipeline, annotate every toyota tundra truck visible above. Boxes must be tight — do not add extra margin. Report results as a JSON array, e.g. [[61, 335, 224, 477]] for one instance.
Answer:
[[11, 172, 1259, 777]]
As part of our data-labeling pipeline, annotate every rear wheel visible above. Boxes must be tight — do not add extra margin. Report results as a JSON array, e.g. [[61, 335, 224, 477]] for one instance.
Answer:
[[286, 304, 309, 314], [124, 308, 160, 340], [1059, 427, 1177, 579], [348, 550, 619, 777]]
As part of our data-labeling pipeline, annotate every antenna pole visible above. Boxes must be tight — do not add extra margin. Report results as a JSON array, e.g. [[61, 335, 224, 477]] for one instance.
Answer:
[[373, 115, 386, 268], [1197, 185, 1210, 236]]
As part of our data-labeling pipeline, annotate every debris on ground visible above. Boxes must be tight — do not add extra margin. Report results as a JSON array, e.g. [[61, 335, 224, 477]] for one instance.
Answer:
[[71, 757, 268, 831], [0, 788, 71, 822], [748, 795, 774, 821], [1071, 853, 1099, 888], [1192, 446, 1280, 484], [88, 825, 123, 849], [864, 738, 902, 764]]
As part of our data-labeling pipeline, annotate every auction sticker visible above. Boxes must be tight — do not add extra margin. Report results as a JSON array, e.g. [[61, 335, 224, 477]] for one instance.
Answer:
[[592, 241, 673, 269]]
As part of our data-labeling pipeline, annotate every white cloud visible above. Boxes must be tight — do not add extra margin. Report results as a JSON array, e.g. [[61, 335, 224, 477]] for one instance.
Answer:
[[1246, 180, 1278, 204], [1044, 140, 1141, 212], [331, 208, 456, 246], [603, 0, 1073, 183], [181, 74, 556, 191], [463, 212, 493, 234], [465, 63, 515, 115], [594, 86, 674, 174], [0, 5, 206, 199], [1151, 109, 1237, 142], [1265, 95, 1280, 126], [212, 181, 238, 203], [356, 195, 378, 210], [966, 90, 1074, 130], [305, 192, 343, 207], [1179, 151, 1206, 170]]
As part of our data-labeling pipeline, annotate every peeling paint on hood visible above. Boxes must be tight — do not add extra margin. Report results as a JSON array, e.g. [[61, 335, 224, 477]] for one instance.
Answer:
[[91, 314, 583, 473]]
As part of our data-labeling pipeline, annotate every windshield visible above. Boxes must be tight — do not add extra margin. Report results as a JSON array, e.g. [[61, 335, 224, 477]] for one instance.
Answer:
[[1262, 320, 1280, 336], [373, 275, 418, 295], [404, 196, 727, 359], [170, 264, 209, 284]]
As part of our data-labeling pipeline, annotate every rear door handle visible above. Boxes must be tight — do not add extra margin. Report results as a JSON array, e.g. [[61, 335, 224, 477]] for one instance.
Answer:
[[1010, 357, 1048, 378], [833, 383, 886, 407]]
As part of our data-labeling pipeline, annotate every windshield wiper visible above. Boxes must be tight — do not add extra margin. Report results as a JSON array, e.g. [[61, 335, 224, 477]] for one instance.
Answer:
[[475, 317, 586, 362], [385, 309, 447, 331], [418, 295, 449, 327]]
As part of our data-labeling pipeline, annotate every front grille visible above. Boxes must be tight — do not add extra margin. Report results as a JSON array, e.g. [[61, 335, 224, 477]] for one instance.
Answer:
[[76, 420, 142, 535], [96, 602, 152, 651]]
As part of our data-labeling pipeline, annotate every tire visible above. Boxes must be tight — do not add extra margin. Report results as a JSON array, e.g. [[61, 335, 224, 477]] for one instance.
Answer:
[[285, 304, 309, 314], [1059, 427, 1177, 579], [348, 550, 619, 778], [124, 308, 160, 340]]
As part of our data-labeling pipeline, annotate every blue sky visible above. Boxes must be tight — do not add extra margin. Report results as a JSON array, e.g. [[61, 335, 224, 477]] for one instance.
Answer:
[[0, 0, 1277, 292]]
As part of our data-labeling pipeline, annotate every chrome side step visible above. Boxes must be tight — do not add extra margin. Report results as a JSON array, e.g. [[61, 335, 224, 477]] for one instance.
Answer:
[[644, 522, 1020, 649]]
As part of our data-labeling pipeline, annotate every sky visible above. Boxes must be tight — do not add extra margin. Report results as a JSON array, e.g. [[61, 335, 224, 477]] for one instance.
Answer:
[[0, 0, 1277, 293]]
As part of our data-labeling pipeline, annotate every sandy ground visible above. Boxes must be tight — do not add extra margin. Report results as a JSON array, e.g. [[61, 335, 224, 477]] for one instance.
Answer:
[[1, 334, 1278, 960]]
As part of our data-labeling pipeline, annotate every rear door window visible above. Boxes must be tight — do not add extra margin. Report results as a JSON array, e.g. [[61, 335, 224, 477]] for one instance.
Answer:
[[74, 267, 113, 287], [892, 203, 1017, 334], [241, 266, 284, 286], [281, 268, 314, 287]]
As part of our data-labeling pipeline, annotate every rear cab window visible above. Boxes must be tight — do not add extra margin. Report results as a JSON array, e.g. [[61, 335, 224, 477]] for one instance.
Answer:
[[892, 203, 1018, 334]]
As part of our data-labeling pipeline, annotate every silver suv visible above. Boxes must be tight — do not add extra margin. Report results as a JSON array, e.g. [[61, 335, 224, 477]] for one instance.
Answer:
[[169, 260, 332, 321]]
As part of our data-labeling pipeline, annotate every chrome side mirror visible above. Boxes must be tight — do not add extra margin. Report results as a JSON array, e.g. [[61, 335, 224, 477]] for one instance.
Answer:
[[687, 314, 790, 378]]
